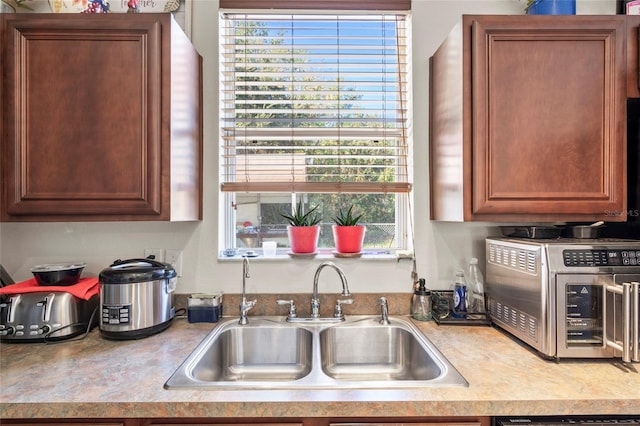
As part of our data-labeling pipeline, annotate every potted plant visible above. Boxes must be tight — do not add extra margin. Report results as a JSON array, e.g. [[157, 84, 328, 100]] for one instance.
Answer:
[[281, 200, 321, 254], [332, 205, 366, 254]]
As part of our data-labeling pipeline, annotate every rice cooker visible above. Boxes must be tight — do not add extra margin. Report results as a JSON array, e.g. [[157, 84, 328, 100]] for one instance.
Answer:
[[99, 258, 176, 340]]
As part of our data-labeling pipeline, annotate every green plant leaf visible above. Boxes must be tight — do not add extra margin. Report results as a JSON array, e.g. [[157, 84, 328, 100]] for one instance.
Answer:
[[333, 205, 363, 226], [281, 200, 321, 226]]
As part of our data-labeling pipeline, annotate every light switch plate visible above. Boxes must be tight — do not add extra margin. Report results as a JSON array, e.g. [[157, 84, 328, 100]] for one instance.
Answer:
[[165, 249, 183, 277]]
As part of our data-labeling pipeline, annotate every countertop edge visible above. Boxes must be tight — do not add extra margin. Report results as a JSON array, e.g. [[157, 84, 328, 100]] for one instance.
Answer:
[[2, 399, 640, 419]]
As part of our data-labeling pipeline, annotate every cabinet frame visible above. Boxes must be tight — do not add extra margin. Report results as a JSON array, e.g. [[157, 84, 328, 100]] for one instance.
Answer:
[[430, 15, 627, 222], [0, 14, 202, 222]]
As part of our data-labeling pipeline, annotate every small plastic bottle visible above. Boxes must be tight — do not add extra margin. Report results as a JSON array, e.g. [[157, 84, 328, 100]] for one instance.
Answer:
[[451, 270, 467, 318], [410, 278, 432, 321], [467, 257, 486, 316]]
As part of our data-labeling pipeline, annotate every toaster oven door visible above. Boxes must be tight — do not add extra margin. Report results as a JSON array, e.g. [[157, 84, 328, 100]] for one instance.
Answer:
[[556, 274, 614, 359], [556, 273, 640, 360]]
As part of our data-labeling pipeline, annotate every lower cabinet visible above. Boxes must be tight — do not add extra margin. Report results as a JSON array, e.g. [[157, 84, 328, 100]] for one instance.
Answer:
[[328, 422, 485, 426], [143, 420, 488, 426], [2, 418, 490, 426], [3, 422, 137, 426]]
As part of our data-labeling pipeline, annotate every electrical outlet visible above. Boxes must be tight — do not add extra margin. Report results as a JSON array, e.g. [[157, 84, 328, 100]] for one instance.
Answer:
[[144, 248, 164, 261], [165, 249, 183, 277]]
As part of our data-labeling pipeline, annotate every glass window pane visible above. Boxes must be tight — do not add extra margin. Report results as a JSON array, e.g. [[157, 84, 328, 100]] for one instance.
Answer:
[[233, 193, 398, 250]]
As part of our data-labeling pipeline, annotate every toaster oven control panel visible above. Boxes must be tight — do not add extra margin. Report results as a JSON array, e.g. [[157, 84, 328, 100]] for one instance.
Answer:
[[563, 249, 640, 267], [102, 304, 131, 325]]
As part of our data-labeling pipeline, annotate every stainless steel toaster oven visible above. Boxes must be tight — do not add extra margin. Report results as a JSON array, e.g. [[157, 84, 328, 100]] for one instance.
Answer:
[[486, 237, 639, 362]]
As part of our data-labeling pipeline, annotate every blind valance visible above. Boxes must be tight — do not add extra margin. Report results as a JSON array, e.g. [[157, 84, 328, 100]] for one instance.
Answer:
[[219, 1, 411, 11]]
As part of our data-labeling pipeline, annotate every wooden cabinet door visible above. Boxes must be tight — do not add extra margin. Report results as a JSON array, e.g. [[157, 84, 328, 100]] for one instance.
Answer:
[[1, 14, 202, 222], [430, 16, 627, 222], [470, 16, 626, 220]]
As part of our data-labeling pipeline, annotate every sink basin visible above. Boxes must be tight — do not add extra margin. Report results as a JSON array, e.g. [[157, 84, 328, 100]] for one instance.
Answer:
[[165, 315, 467, 389], [320, 324, 442, 381], [191, 325, 313, 382]]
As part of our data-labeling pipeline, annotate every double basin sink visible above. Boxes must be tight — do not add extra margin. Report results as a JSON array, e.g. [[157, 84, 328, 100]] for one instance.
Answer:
[[165, 315, 468, 389]]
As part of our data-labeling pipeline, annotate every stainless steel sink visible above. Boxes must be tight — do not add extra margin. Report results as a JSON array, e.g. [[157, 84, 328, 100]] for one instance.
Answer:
[[190, 325, 313, 382], [320, 323, 442, 381], [165, 315, 468, 389]]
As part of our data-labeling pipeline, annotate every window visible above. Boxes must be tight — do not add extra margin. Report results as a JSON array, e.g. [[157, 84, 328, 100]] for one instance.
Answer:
[[219, 3, 412, 255]]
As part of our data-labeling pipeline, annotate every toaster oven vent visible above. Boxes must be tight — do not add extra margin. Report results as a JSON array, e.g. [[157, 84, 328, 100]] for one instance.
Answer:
[[488, 243, 538, 275], [490, 298, 538, 342]]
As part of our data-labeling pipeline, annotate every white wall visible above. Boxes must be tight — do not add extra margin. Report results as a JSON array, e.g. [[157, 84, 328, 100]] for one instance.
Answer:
[[2, 0, 605, 296]]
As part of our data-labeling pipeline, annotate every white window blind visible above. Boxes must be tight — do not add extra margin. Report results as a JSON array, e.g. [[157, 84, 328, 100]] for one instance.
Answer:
[[219, 12, 411, 193]]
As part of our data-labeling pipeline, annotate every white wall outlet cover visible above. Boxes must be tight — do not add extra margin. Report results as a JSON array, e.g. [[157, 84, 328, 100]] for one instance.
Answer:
[[165, 249, 183, 277]]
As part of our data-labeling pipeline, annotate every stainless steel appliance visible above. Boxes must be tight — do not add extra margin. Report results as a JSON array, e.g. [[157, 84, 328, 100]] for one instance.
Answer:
[[486, 237, 640, 362], [99, 258, 176, 340], [0, 290, 99, 342]]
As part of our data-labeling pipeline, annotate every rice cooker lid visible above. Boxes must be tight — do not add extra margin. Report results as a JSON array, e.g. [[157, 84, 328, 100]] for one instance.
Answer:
[[99, 258, 177, 284]]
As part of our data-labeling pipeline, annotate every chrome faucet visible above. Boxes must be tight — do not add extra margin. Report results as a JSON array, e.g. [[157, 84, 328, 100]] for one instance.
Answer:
[[311, 261, 350, 319], [238, 257, 256, 325], [379, 296, 390, 325]]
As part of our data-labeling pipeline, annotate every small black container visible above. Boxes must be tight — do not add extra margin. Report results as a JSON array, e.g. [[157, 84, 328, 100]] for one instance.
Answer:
[[499, 226, 562, 239], [31, 263, 86, 286], [562, 224, 603, 239], [187, 293, 223, 323]]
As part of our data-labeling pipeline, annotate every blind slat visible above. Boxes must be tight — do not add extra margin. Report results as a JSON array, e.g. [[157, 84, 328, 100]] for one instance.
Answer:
[[220, 12, 411, 194], [221, 182, 412, 193]]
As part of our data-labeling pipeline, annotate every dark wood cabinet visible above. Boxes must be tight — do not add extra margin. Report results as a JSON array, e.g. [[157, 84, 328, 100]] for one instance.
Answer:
[[1, 418, 490, 426], [139, 418, 489, 426], [2, 422, 138, 426], [430, 15, 627, 222], [0, 13, 202, 222], [628, 16, 640, 98]]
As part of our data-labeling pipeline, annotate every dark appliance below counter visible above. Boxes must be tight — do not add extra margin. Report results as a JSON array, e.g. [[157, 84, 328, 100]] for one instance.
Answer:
[[494, 415, 640, 426]]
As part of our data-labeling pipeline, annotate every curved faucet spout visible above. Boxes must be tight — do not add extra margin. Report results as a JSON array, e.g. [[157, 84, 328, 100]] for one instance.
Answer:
[[311, 261, 351, 318], [239, 257, 256, 325], [379, 296, 390, 325]]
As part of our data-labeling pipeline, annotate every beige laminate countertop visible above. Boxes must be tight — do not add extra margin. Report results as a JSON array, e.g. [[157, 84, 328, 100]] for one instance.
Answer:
[[0, 315, 638, 419]]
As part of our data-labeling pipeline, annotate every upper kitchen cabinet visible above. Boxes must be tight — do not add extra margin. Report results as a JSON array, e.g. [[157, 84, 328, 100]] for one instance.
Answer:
[[1, 13, 202, 222], [429, 15, 626, 222], [628, 16, 640, 98]]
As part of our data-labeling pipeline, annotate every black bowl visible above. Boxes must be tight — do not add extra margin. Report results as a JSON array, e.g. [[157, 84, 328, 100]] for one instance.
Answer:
[[31, 263, 86, 286]]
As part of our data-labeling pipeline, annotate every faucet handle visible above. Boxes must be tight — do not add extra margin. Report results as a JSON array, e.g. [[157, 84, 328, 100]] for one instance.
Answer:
[[276, 299, 298, 320], [333, 298, 353, 319], [238, 298, 257, 325], [378, 296, 390, 325]]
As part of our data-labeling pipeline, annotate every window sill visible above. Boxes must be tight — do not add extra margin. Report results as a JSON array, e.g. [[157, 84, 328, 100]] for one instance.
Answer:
[[218, 249, 413, 262]]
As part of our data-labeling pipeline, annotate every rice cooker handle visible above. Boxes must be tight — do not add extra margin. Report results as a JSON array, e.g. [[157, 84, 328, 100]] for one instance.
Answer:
[[110, 258, 166, 268], [166, 277, 177, 294]]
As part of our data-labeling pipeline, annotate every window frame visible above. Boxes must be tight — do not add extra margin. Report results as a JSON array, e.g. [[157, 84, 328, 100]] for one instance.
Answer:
[[218, 6, 413, 257]]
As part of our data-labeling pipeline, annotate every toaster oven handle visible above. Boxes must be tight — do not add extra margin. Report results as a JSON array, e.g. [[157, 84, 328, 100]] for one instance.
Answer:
[[606, 283, 633, 363], [632, 282, 639, 362]]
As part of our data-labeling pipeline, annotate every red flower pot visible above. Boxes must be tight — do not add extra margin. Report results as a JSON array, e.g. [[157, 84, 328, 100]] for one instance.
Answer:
[[287, 225, 320, 254], [332, 225, 366, 254]]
